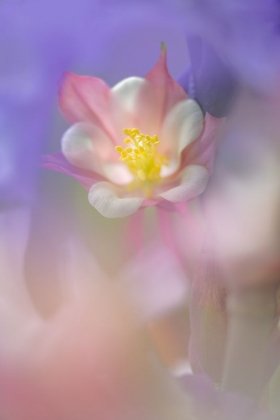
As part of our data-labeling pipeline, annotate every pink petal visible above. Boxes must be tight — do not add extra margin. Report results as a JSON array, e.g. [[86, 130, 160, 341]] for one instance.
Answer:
[[41, 152, 104, 191], [158, 165, 209, 203], [182, 113, 224, 175], [58, 72, 117, 143], [145, 44, 187, 126], [88, 182, 144, 218]]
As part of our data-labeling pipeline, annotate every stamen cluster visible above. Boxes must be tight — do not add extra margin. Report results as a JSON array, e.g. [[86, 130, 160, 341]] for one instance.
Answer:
[[115, 128, 168, 196]]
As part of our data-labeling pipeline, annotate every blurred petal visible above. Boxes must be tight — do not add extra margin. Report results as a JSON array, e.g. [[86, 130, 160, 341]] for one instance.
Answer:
[[158, 165, 209, 203], [88, 182, 144, 218], [183, 0, 280, 95], [203, 91, 280, 288], [183, 35, 238, 117]]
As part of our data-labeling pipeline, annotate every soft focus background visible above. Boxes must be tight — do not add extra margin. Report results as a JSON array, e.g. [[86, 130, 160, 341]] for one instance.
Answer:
[[2, 0, 280, 419], [0, 1, 194, 418], [0, 0, 190, 313]]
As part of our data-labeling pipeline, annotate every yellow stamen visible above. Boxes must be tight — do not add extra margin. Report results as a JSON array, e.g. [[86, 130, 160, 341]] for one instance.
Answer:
[[115, 128, 169, 197]]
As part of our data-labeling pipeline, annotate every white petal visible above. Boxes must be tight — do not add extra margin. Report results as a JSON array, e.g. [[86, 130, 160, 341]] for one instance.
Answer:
[[110, 77, 159, 139], [179, 100, 204, 153], [111, 77, 147, 114], [158, 165, 209, 203], [103, 163, 134, 185], [160, 158, 180, 178], [61, 123, 114, 174], [88, 182, 144, 218], [160, 99, 204, 156]]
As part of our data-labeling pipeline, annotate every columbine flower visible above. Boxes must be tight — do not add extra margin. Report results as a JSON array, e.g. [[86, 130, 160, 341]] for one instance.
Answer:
[[43, 44, 221, 218]]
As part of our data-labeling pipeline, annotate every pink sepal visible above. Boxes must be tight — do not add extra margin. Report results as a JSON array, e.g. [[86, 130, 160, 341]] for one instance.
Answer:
[[182, 113, 224, 175], [58, 72, 116, 142], [41, 152, 105, 191], [145, 45, 187, 122]]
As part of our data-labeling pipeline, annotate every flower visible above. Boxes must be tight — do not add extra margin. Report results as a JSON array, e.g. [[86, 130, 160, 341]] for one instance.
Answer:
[[43, 45, 221, 218], [0, 0, 187, 207]]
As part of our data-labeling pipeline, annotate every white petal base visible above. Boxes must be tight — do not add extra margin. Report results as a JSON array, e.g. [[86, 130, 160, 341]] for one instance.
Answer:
[[88, 182, 144, 218], [160, 99, 204, 158], [158, 165, 209, 203]]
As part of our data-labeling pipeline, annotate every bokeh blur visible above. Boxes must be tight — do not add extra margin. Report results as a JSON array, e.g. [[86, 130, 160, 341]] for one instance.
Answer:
[[1, 0, 280, 419]]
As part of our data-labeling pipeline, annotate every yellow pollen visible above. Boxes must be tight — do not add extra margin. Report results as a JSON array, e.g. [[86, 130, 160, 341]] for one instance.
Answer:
[[115, 128, 169, 197]]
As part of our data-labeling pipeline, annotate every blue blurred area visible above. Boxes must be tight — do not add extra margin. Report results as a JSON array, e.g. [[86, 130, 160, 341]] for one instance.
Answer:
[[0, 0, 188, 206], [2, 0, 280, 205]]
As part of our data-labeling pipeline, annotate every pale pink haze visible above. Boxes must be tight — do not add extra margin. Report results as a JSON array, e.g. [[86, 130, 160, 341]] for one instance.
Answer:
[[0, 213, 190, 420], [43, 45, 222, 218]]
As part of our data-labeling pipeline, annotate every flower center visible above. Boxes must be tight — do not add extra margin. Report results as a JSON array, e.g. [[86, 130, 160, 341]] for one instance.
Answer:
[[115, 128, 169, 197]]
